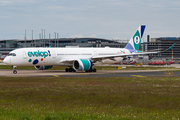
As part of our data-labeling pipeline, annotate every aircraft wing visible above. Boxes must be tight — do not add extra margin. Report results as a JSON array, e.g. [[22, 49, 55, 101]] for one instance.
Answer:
[[91, 51, 158, 60], [59, 51, 158, 63], [60, 44, 175, 63], [91, 43, 175, 61]]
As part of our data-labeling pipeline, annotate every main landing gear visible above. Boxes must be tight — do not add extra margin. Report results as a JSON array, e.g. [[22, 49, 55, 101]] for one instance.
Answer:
[[65, 67, 97, 72], [85, 68, 96, 72], [65, 67, 76, 72], [12, 66, 17, 74]]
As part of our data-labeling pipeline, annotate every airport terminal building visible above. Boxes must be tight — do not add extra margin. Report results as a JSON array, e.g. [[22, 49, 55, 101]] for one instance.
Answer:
[[0, 36, 179, 60], [0, 38, 127, 57], [146, 37, 180, 60]]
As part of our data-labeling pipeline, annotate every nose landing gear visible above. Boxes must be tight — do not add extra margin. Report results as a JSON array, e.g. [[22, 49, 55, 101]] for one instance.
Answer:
[[13, 70, 17, 74], [12, 66, 17, 74]]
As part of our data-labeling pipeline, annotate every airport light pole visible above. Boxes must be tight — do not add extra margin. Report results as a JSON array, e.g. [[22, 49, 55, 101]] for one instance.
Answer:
[[49, 33, 50, 47], [41, 29, 43, 47], [39, 33, 41, 47], [32, 30, 33, 40], [55, 32, 56, 47], [24, 30, 26, 48], [44, 29, 45, 47], [32, 30, 34, 47], [57, 33, 59, 47], [172, 48, 173, 60]]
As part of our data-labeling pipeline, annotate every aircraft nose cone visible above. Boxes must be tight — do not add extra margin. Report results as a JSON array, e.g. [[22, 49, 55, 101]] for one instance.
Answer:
[[3, 57, 11, 65], [3, 58, 7, 64]]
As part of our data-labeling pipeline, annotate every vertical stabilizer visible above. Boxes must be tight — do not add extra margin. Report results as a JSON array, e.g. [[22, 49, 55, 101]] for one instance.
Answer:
[[125, 25, 146, 53]]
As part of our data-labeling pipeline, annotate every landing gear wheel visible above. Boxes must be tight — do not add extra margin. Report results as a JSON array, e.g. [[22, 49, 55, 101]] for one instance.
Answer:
[[69, 68, 73, 72], [13, 70, 17, 74], [89, 69, 93, 72], [85, 68, 96, 72], [65, 68, 69, 72], [93, 68, 97, 72], [65, 67, 76, 72], [12, 66, 17, 74]]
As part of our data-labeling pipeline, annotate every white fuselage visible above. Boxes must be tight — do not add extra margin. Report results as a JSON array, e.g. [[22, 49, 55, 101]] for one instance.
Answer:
[[3, 47, 130, 66]]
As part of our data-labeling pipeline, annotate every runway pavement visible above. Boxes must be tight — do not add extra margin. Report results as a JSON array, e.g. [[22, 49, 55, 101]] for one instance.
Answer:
[[0, 69, 179, 77]]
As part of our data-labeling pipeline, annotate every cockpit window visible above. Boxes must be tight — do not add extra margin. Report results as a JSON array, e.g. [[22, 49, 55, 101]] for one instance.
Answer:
[[7, 53, 16, 56]]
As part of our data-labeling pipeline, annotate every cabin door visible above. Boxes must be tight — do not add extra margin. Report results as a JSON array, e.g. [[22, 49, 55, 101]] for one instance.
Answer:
[[93, 51, 98, 56], [52, 51, 56, 58], [23, 51, 27, 59]]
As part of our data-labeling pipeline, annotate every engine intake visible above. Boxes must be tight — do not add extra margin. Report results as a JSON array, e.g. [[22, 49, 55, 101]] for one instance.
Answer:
[[35, 65, 53, 70], [73, 59, 93, 71]]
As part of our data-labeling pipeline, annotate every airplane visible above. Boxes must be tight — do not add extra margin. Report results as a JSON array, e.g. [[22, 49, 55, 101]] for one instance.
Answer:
[[3, 25, 174, 74]]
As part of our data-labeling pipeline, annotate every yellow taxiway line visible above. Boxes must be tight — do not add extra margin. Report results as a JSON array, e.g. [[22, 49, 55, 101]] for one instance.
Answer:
[[131, 75, 147, 78]]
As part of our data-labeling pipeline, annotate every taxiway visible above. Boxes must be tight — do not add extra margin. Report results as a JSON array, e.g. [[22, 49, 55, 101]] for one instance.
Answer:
[[0, 69, 179, 77]]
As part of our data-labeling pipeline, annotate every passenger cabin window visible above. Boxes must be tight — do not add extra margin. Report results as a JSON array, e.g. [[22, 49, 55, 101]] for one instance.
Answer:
[[7, 53, 16, 56]]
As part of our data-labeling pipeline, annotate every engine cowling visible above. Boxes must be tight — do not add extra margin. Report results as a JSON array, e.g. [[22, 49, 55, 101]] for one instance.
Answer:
[[73, 59, 93, 71], [35, 65, 53, 70]]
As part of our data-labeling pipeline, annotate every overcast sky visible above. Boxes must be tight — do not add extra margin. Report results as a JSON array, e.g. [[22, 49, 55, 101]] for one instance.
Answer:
[[0, 0, 180, 41]]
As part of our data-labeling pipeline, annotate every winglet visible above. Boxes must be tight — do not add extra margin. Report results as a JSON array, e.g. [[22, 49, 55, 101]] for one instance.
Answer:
[[165, 44, 175, 51]]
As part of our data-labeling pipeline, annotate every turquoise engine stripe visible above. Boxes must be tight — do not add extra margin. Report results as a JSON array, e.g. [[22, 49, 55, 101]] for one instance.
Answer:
[[80, 59, 90, 70]]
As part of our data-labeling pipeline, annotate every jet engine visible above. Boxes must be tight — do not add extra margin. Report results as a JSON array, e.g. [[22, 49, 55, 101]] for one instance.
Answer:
[[35, 65, 53, 70], [73, 59, 93, 71]]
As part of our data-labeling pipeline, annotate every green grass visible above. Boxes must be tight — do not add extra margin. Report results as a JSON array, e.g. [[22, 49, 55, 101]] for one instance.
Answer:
[[0, 77, 179, 119]]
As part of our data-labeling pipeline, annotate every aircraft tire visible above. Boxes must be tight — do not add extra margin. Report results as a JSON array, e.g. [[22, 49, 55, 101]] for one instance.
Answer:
[[65, 68, 69, 72], [69, 68, 73, 72], [93, 68, 96, 72], [13, 70, 17, 74]]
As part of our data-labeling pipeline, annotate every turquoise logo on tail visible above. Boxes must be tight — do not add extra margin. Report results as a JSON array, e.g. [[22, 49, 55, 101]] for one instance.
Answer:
[[133, 30, 141, 50], [134, 36, 140, 44]]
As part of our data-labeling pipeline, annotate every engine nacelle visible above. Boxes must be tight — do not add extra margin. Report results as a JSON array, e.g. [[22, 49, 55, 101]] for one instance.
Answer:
[[35, 65, 53, 70], [73, 59, 93, 71]]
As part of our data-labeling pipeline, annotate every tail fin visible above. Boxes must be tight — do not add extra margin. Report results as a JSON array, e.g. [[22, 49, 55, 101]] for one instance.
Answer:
[[125, 25, 146, 52]]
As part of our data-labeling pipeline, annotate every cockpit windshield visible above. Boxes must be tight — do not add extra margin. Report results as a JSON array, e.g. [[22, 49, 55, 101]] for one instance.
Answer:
[[7, 53, 16, 56]]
